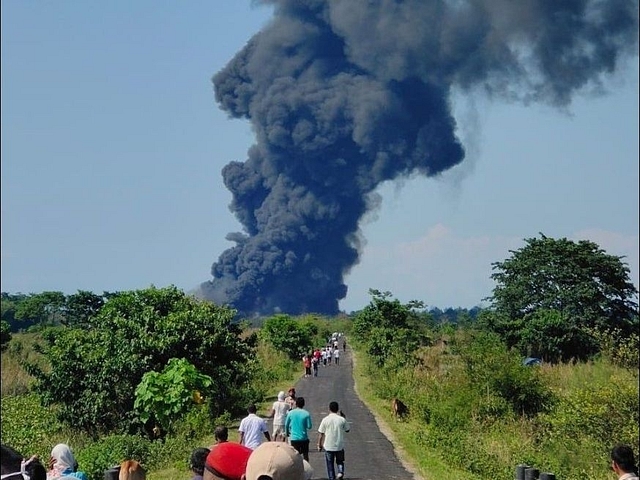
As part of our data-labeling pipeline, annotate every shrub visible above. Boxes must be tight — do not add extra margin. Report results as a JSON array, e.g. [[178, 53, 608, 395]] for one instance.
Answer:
[[24, 287, 255, 436], [75, 434, 153, 480], [541, 376, 639, 447]]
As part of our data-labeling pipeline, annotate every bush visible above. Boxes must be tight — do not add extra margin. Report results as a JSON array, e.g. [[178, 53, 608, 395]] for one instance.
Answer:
[[24, 287, 255, 436], [75, 434, 153, 480], [541, 376, 639, 447]]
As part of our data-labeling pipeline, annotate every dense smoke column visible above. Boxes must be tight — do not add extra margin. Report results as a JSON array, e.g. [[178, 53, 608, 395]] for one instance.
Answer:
[[200, 0, 638, 316]]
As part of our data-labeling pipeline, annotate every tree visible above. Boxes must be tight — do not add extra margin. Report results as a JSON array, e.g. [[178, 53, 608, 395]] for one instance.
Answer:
[[353, 289, 431, 367], [24, 286, 256, 436], [63, 290, 106, 327], [486, 234, 638, 361], [15, 291, 66, 326], [1, 320, 11, 351], [259, 314, 316, 359]]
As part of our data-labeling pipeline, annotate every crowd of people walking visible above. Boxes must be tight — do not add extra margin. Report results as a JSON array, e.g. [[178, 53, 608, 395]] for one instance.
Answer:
[[303, 333, 345, 378]]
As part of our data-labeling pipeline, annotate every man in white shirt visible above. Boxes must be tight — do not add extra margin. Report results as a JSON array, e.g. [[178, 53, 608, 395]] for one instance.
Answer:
[[317, 401, 350, 480], [239, 404, 271, 450]]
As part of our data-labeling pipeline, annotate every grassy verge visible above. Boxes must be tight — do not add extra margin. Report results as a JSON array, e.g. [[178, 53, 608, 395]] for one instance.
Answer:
[[350, 346, 481, 480]]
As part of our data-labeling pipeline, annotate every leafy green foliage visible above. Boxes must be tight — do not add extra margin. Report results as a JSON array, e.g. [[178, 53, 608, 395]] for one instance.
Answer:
[[1, 320, 11, 350], [259, 314, 317, 359], [352, 289, 430, 367], [486, 234, 639, 361], [541, 376, 639, 448], [24, 286, 256, 436], [15, 291, 66, 325], [75, 434, 153, 480], [452, 330, 554, 417], [134, 358, 212, 434], [0, 393, 64, 459]]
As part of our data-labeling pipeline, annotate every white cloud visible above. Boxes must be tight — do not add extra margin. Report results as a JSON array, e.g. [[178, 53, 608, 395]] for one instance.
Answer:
[[341, 225, 639, 312], [341, 224, 523, 311]]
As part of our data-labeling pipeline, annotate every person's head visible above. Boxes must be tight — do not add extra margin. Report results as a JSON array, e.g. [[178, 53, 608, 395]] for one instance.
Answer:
[[287, 388, 295, 398], [214, 426, 229, 443], [49, 443, 77, 472], [295, 397, 305, 409], [204, 442, 252, 480], [247, 404, 257, 414], [243, 442, 312, 480], [611, 444, 638, 475], [119, 460, 146, 480], [277, 391, 286, 402], [329, 401, 339, 413], [190, 448, 210, 476]]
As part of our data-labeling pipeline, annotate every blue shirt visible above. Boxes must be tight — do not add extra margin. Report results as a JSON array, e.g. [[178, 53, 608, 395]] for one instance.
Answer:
[[285, 408, 312, 441]]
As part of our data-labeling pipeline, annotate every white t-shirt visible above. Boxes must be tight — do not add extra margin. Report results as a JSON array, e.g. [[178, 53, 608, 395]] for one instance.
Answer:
[[239, 413, 269, 450], [318, 412, 350, 451], [271, 400, 290, 426]]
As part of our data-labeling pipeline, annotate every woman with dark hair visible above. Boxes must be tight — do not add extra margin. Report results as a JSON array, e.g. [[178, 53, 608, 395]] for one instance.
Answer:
[[1, 444, 47, 480], [611, 444, 639, 480]]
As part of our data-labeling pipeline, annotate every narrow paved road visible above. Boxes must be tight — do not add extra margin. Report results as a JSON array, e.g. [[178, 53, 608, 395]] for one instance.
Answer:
[[287, 342, 421, 480]]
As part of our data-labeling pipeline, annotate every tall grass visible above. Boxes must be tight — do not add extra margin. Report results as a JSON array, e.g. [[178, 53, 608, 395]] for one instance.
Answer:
[[351, 329, 638, 480]]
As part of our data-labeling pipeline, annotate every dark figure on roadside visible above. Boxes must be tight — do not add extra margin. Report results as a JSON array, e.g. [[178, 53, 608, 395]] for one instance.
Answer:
[[1, 444, 47, 480], [317, 401, 350, 480], [239, 404, 271, 450], [343, 339, 346, 352], [285, 397, 313, 461], [189, 448, 210, 480], [611, 444, 639, 479], [392, 398, 409, 419]]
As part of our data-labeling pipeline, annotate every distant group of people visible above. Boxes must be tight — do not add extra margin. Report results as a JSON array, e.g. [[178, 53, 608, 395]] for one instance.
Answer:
[[302, 333, 346, 378]]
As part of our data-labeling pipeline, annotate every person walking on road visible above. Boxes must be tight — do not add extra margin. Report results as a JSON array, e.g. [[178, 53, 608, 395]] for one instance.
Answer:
[[285, 397, 313, 461], [267, 391, 290, 442], [317, 401, 350, 480], [239, 404, 271, 450]]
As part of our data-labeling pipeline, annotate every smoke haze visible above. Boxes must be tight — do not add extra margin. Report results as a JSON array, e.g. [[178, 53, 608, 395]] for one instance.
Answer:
[[198, 0, 638, 316]]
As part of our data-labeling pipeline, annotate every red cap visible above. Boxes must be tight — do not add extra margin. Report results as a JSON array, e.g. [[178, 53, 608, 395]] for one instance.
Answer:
[[204, 442, 253, 480]]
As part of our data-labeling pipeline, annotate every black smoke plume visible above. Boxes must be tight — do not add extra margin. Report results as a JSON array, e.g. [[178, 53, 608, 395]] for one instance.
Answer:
[[199, 0, 638, 316]]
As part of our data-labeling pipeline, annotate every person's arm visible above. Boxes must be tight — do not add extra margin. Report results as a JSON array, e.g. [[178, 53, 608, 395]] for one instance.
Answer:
[[317, 432, 325, 451], [264, 430, 271, 441], [239, 431, 245, 445]]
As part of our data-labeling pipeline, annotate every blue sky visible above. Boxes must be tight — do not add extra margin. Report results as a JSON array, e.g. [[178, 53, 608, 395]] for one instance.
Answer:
[[2, 1, 638, 313]]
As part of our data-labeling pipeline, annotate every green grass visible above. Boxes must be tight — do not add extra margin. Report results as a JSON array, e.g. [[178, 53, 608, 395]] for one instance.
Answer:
[[350, 347, 482, 480]]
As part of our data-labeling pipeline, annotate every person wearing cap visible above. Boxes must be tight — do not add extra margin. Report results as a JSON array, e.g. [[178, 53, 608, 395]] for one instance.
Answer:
[[267, 391, 291, 442], [284, 397, 312, 461], [243, 442, 313, 480], [611, 444, 639, 479], [317, 401, 350, 480], [204, 442, 253, 480], [239, 404, 272, 450]]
